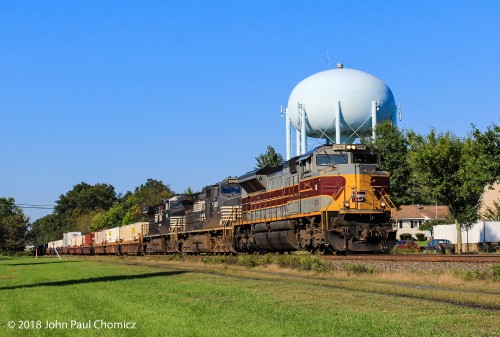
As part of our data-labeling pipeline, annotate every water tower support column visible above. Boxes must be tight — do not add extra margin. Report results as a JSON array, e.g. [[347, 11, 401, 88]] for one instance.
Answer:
[[371, 101, 377, 140], [285, 109, 291, 160], [335, 100, 341, 144], [301, 107, 306, 154], [296, 129, 301, 156]]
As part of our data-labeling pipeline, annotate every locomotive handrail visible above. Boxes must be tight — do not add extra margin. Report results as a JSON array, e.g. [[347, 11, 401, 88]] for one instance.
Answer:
[[321, 186, 345, 212]]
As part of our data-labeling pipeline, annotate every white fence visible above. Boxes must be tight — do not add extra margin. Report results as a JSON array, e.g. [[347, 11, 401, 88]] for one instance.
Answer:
[[434, 221, 500, 244]]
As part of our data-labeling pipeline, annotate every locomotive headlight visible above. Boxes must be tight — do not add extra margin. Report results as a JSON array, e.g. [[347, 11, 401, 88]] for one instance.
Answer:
[[380, 201, 386, 208], [343, 201, 350, 208]]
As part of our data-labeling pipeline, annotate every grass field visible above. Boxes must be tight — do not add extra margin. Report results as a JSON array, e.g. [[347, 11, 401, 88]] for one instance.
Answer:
[[0, 255, 498, 337]]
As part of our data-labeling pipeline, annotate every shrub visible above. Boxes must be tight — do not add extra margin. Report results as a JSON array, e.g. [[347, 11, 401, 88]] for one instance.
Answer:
[[167, 254, 183, 261], [275, 253, 302, 269], [238, 254, 260, 268], [391, 246, 419, 254], [453, 270, 489, 281], [493, 263, 500, 280], [399, 233, 412, 240], [341, 262, 375, 274], [415, 233, 426, 241]]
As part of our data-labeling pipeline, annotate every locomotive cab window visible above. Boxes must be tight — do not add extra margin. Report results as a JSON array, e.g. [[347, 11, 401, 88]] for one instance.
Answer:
[[301, 159, 312, 173], [221, 185, 241, 196], [316, 154, 348, 166], [352, 153, 378, 164]]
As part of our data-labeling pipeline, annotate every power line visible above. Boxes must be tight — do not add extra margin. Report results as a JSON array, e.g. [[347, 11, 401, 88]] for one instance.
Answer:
[[14, 203, 55, 210]]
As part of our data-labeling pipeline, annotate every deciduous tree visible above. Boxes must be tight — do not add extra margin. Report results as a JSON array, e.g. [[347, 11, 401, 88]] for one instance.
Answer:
[[407, 124, 500, 253], [368, 122, 418, 205], [0, 197, 29, 252]]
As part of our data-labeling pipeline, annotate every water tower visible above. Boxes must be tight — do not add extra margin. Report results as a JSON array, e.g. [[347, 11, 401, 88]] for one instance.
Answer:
[[283, 64, 398, 159]]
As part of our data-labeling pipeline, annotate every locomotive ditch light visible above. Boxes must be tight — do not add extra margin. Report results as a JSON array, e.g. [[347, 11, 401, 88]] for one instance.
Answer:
[[343, 201, 350, 208], [380, 201, 386, 208]]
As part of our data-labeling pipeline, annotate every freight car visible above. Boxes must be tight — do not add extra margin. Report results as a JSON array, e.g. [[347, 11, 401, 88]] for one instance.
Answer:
[[49, 144, 397, 255]]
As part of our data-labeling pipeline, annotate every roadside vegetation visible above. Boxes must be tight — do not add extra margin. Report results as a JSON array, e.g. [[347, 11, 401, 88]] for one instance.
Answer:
[[200, 252, 500, 281]]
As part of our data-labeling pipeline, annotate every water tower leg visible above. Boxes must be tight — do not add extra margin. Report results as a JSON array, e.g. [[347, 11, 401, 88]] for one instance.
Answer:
[[335, 100, 341, 144], [301, 108, 306, 154], [371, 101, 377, 140], [296, 129, 301, 156], [285, 109, 291, 160]]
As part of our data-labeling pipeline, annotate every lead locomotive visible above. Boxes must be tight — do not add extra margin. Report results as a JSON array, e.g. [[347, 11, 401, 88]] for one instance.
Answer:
[[143, 144, 396, 254]]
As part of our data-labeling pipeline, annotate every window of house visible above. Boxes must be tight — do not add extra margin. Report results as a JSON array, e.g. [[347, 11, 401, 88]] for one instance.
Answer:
[[398, 220, 403, 229], [411, 220, 420, 229]]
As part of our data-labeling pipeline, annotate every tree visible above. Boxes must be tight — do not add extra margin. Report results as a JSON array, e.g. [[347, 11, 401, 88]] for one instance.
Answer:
[[255, 145, 284, 169], [0, 197, 29, 252], [89, 179, 174, 230], [30, 182, 117, 243], [133, 179, 174, 209], [407, 125, 500, 254], [54, 182, 116, 216], [30, 214, 63, 245], [368, 121, 418, 205]]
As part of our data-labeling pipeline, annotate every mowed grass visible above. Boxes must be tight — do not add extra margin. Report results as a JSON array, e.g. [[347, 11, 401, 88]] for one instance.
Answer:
[[0, 255, 498, 337]]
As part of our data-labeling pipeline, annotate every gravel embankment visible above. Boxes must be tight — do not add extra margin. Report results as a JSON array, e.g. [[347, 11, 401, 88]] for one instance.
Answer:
[[329, 260, 497, 273]]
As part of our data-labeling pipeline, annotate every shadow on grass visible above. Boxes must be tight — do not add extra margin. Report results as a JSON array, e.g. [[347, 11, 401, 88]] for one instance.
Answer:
[[4, 261, 81, 266], [0, 271, 187, 291]]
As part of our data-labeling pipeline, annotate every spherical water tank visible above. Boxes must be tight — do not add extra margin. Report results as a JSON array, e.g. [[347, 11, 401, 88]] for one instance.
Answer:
[[287, 67, 395, 142]]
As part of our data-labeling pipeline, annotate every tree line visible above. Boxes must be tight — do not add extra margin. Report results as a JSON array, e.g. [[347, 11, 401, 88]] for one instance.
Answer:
[[0, 122, 498, 253], [369, 122, 499, 252]]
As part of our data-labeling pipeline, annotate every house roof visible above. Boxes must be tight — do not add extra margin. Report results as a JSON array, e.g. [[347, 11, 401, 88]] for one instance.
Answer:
[[397, 205, 449, 220]]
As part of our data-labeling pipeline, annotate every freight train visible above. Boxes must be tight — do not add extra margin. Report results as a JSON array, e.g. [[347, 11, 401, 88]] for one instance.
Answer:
[[45, 144, 397, 256]]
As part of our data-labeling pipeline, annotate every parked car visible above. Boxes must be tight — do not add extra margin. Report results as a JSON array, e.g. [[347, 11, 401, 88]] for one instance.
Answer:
[[395, 240, 420, 250], [424, 239, 456, 254]]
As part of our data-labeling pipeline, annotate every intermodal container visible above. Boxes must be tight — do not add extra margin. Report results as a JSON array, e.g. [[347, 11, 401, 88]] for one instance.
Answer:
[[75, 235, 84, 247], [84, 233, 94, 245], [120, 222, 146, 242], [63, 232, 81, 247], [106, 227, 120, 243], [94, 230, 107, 245]]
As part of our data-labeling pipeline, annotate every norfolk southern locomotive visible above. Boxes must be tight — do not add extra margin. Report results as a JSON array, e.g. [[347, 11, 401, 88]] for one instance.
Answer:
[[47, 144, 397, 255]]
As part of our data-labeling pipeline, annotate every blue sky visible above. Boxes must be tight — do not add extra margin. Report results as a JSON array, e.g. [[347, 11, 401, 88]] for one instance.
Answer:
[[1, 1, 499, 221]]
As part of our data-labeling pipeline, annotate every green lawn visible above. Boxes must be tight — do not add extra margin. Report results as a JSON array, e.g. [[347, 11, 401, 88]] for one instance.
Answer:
[[0, 255, 498, 337]]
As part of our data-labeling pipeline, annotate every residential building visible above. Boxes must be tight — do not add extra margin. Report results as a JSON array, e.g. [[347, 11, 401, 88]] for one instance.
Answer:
[[394, 205, 449, 240]]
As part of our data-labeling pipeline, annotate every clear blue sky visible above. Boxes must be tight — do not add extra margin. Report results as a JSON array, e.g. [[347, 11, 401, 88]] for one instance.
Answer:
[[1, 1, 499, 221]]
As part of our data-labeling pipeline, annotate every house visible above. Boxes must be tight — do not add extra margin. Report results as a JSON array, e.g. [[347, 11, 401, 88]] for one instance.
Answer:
[[393, 205, 450, 240], [479, 182, 500, 220]]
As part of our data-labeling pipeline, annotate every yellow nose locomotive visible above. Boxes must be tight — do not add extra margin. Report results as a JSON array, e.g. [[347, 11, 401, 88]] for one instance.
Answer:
[[235, 144, 396, 254]]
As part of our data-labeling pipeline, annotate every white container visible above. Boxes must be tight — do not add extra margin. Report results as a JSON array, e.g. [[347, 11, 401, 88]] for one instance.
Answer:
[[94, 230, 107, 245], [120, 222, 146, 242], [63, 232, 81, 247], [106, 227, 120, 243], [75, 235, 84, 247]]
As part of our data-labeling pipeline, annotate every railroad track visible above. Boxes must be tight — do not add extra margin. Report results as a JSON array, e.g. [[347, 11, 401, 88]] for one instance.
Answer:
[[322, 254, 500, 263]]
